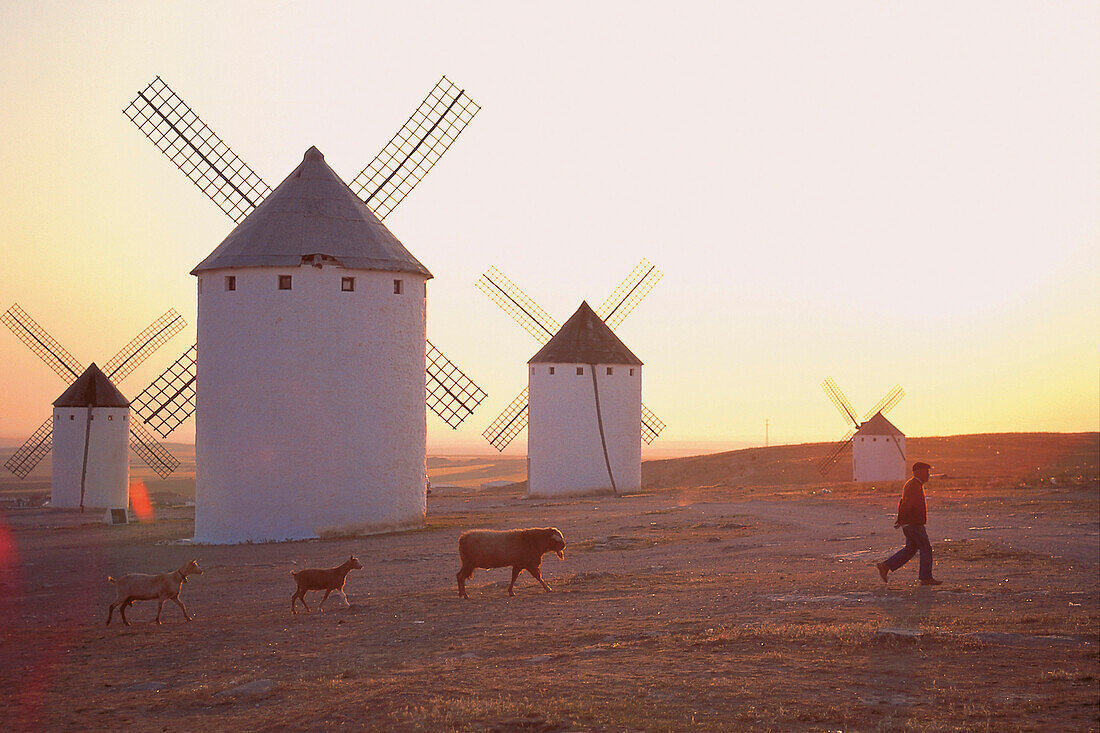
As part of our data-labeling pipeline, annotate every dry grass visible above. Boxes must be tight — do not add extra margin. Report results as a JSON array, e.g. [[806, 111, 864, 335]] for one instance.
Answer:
[[1, 434, 1097, 731]]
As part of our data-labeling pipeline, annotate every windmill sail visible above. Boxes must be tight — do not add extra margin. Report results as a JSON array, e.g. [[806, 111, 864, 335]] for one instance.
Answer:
[[131, 345, 197, 439], [129, 421, 180, 479], [476, 267, 559, 343], [596, 259, 663, 331], [426, 341, 487, 429], [103, 309, 186, 383], [641, 403, 666, 445], [2, 304, 83, 382], [863, 385, 905, 423], [4, 418, 53, 479], [351, 76, 480, 220], [125, 77, 271, 222], [821, 377, 859, 427], [483, 388, 530, 452], [818, 429, 856, 476]]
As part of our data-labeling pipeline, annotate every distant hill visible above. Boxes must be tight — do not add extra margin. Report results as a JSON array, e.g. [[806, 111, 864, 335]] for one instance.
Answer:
[[641, 432, 1099, 491], [2, 433, 1095, 500]]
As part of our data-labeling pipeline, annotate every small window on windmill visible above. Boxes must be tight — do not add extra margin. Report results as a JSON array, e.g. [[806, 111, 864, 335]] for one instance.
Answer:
[[225, 275, 236, 291], [576, 367, 584, 376], [393, 279, 403, 295], [279, 275, 293, 290], [606, 367, 613, 376], [69, 414, 74, 421], [341, 277, 355, 292], [629, 368, 635, 377], [549, 367, 555, 375]]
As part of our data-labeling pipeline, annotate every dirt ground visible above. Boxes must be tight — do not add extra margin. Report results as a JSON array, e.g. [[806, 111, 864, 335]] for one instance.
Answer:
[[1, 435, 1097, 731]]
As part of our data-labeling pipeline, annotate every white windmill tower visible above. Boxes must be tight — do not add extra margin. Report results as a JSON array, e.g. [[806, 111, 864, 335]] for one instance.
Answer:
[[476, 261, 665, 497], [2, 305, 186, 512], [818, 377, 906, 482], [125, 77, 487, 543], [51, 365, 130, 511]]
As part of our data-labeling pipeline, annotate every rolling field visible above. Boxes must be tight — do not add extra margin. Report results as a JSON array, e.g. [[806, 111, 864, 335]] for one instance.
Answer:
[[0, 433, 1096, 731]]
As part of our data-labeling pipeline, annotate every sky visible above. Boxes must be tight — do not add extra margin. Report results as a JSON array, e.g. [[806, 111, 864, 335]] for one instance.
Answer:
[[0, 1, 1096, 457]]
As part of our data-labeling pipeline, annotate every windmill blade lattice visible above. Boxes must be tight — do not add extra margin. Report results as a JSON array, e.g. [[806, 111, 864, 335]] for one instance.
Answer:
[[483, 388, 529, 452], [863, 385, 905, 423], [125, 77, 272, 223], [131, 345, 197, 439], [641, 403, 666, 445], [818, 429, 856, 476], [476, 267, 559, 343], [103, 309, 186, 383], [129, 421, 180, 479], [821, 377, 859, 427], [2, 304, 83, 382], [426, 341, 487, 429], [351, 76, 480, 220], [4, 417, 53, 479], [596, 259, 663, 331]]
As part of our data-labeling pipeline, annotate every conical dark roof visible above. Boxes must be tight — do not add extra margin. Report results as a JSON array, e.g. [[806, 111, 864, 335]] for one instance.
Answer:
[[529, 301, 643, 366], [856, 412, 903, 436], [53, 364, 129, 408], [191, 147, 432, 277]]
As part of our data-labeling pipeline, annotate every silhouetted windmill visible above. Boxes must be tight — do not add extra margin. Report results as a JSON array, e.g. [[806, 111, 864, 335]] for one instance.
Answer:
[[818, 377, 906, 481], [2, 304, 185, 485], [476, 260, 666, 454], [124, 76, 486, 438]]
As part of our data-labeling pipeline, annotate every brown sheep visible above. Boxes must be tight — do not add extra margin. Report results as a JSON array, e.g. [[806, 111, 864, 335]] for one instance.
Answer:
[[456, 527, 566, 598], [106, 559, 203, 627], [290, 556, 363, 613]]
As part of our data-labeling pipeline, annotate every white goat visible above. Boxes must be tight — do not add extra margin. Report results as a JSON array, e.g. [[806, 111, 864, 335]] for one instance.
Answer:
[[106, 559, 203, 627]]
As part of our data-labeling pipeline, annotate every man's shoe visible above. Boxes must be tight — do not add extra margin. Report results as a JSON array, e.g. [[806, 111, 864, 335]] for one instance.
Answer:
[[919, 578, 943, 586], [876, 562, 889, 583]]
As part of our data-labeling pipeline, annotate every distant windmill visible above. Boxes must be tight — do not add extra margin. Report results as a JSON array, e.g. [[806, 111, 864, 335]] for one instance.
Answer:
[[2, 304, 185, 509], [124, 76, 486, 543], [818, 377, 906, 482], [476, 261, 665, 497]]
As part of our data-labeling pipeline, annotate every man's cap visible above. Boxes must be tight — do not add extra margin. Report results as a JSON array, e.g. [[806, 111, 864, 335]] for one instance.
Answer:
[[912, 461, 932, 472]]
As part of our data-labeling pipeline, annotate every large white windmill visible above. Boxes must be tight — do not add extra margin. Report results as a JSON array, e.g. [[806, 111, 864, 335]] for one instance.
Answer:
[[2, 305, 186, 511], [818, 377, 906, 482], [125, 77, 487, 543], [476, 261, 665, 497]]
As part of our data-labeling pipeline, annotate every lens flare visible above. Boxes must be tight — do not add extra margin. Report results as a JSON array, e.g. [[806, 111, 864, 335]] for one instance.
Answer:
[[130, 479, 153, 521], [0, 516, 16, 573]]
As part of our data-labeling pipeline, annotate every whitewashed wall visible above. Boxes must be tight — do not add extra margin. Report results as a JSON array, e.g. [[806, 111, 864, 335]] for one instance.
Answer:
[[527, 362, 641, 497], [50, 406, 129, 509], [853, 434, 906, 482], [193, 264, 428, 544]]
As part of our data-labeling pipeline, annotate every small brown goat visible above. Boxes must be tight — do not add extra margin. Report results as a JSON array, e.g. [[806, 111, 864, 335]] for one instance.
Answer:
[[106, 560, 203, 627], [457, 527, 566, 598], [290, 556, 363, 614]]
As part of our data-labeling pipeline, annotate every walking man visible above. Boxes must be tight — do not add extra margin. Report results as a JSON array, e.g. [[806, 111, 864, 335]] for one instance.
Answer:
[[877, 461, 942, 585]]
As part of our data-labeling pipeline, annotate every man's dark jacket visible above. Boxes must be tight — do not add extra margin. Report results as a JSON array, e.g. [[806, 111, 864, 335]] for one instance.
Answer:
[[895, 477, 927, 526]]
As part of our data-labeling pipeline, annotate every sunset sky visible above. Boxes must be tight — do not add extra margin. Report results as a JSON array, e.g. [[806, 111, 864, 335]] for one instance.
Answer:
[[0, 1, 1096, 457]]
